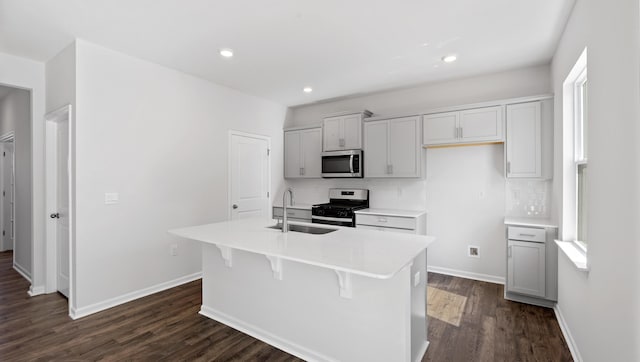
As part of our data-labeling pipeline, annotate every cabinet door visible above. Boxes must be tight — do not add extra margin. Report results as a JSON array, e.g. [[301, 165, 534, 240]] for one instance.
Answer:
[[459, 106, 504, 142], [284, 131, 301, 178], [363, 120, 389, 177], [506, 102, 541, 178], [300, 128, 322, 178], [322, 116, 343, 151], [422, 111, 458, 145], [507, 240, 546, 298], [389, 116, 420, 177], [342, 114, 362, 149]]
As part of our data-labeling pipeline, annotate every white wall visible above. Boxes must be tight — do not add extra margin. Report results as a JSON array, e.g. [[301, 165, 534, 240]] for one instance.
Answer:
[[0, 88, 31, 279], [288, 65, 551, 127], [0, 52, 46, 294], [551, 0, 640, 361], [287, 65, 551, 281], [72, 40, 287, 313]]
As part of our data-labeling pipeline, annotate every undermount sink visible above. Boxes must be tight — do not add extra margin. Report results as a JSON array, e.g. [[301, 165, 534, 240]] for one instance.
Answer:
[[267, 224, 338, 235]]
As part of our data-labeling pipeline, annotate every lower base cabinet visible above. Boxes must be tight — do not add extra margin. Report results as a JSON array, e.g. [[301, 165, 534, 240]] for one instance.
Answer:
[[504, 224, 558, 306]]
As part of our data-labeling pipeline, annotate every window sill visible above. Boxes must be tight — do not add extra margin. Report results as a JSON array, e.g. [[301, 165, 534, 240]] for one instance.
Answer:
[[555, 240, 589, 272]]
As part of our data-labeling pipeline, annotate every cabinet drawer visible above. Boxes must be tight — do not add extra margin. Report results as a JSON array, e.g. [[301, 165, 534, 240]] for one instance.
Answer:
[[507, 226, 545, 243], [356, 214, 416, 230], [357, 224, 416, 234], [273, 207, 312, 221]]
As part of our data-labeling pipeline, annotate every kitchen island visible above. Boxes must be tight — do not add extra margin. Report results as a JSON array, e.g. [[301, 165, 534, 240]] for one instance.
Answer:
[[169, 218, 435, 362]]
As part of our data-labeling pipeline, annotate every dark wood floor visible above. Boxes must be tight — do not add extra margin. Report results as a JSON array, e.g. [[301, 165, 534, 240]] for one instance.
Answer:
[[0, 251, 571, 361]]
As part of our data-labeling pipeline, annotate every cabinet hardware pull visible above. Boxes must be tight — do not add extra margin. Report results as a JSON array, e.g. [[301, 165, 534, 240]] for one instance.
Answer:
[[387, 165, 393, 174], [508, 246, 512, 257], [507, 161, 511, 173], [349, 155, 354, 174], [460, 127, 463, 138], [378, 217, 387, 222], [519, 233, 536, 237]]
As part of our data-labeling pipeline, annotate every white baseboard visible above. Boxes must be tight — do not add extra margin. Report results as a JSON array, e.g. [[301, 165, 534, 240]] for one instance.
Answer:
[[200, 305, 335, 362], [427, 266, 505, 285], [13, 262, 31, 282], [70, 272, 202, 320], [553, 304, 583, 362], [28, 285, 45, 296], [414, 341, 429, 362]]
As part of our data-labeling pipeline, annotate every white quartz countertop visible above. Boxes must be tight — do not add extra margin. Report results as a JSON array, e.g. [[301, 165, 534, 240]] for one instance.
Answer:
[[271, 203, 315, 210], [504, 217, 558, 228], [169, 218, 435, 279], [355, 208, 427, 218]]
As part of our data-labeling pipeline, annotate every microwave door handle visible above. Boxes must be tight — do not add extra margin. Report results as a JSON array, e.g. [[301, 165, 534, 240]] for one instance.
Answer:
[[349, 155, 354, 174]]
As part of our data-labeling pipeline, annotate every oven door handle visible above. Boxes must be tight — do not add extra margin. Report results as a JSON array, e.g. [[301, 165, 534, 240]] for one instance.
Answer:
[[312, 215, 353, 222], [349, 155, 354, 174]]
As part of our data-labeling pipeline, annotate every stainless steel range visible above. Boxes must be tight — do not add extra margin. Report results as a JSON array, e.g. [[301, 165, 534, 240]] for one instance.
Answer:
[[311, 188, 369, 227]]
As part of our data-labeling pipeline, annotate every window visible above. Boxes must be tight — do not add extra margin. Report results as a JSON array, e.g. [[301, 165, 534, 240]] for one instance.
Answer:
[[574, 70, 588, 247]]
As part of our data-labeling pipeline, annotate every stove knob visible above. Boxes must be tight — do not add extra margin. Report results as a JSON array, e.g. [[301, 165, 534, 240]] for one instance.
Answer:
[[315, 209, 324, 216], [339, 211, 348, 218]]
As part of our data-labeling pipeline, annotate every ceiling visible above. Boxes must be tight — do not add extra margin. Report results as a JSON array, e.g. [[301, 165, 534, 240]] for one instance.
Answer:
[[0, 0, 574, 106]]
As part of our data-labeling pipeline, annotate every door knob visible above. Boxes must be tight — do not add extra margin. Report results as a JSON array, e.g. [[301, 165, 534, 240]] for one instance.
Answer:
[[232, 204, 238, 209], [50, 213, 60, 219]]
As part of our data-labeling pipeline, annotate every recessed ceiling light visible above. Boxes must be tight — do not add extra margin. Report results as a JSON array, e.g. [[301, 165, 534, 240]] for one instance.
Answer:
[[442, 54, 457, 63], [303, 87, 313, 93], [219, 48, 234, 58]]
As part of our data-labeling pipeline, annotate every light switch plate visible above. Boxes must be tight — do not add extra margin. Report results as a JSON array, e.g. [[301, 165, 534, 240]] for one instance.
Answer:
[[104, 192, 119, 205], [414, 271, 421, 287]]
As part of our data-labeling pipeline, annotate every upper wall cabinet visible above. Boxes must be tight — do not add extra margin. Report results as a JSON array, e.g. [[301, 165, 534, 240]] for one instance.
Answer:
[[423, 106, 504, 146], [364, 116, 421, 178], [284, 127, 322, 178], [322, 111, 372, 151], [505, 100, 553, 179]]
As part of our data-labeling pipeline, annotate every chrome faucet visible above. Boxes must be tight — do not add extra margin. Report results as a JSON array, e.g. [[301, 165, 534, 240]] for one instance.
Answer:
[[282, 188, 294, 233]]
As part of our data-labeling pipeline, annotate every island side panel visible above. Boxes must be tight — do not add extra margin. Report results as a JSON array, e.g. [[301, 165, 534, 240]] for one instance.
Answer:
[[200, 243, 415, 362], [411, 249, 428, 361]]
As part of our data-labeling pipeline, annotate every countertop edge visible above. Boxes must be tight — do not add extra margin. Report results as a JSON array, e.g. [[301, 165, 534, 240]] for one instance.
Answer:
[[504, 217, 558, 228], [169, 220, 435, 280]]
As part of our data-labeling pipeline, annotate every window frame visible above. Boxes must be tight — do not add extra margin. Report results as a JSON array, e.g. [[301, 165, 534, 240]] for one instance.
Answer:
[[573, 67, 588, 251]]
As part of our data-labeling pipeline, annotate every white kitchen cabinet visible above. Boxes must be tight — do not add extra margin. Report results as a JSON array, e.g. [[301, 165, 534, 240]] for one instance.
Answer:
[[423, 106, 503, 146], [284, 128, 321, 178], [363, 116, 421, 178], [507, 229, 546, 298], [322, 111, 372, 151], [506, 102, 541, 178], [505, 100, 553, 179], [355, 209, 427, 234]]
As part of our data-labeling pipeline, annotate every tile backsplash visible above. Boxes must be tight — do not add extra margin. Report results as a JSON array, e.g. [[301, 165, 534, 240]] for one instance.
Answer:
[[505, 180, 552, 218]]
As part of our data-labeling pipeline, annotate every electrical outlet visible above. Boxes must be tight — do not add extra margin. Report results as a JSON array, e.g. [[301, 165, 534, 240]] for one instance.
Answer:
[[468, 245, 480, 258], [170, 243, 178, 256], [104, 192, 119, 205]]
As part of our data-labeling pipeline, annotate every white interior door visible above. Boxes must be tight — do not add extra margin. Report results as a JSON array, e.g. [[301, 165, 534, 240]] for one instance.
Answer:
[[230, 133, 270, 220], [1, 142, 14, 252], [55, 118, 70, 298]]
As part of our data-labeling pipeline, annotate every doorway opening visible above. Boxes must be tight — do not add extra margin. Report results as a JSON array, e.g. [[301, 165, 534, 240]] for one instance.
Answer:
[[0, 133, 17, 273], [0, 85, 32, 291]]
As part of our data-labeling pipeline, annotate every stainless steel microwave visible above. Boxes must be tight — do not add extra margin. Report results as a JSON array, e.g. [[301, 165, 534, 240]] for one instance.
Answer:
[[321, 150, 363, 178]]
